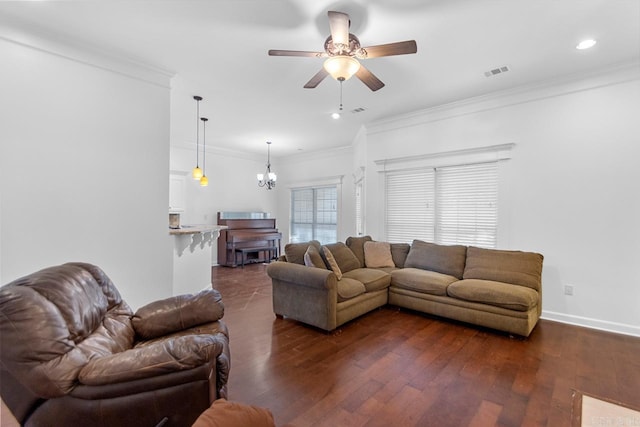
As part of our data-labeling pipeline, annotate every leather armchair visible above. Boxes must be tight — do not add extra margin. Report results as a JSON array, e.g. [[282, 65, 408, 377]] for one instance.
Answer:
[[0, 262, 230, 427]]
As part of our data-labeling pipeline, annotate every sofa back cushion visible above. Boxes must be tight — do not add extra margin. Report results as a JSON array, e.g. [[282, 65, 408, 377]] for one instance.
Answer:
[[404, 240, 467, 279], [322, 242, 361, 274], [463, 246, 544, 291], [345, 235, 373, 268], [284, 240, 321, 265], [390, 243, 410, 268]]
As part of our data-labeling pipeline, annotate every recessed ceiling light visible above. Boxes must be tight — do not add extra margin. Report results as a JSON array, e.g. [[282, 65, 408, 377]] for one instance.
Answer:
[[576, 39, 597, 50], [331, 112, 341, 119]]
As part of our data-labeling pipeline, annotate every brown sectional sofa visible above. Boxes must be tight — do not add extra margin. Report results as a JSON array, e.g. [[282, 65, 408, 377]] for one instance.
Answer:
[[267, 236, 544, 337]]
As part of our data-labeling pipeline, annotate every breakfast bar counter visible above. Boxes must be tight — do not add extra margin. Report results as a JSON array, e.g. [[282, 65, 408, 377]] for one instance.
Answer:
[[170, 225, 226, 295]]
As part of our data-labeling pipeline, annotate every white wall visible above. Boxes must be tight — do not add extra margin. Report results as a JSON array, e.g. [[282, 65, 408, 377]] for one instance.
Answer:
[[361, 66, 640, 336], [0, 36, 173, 310]]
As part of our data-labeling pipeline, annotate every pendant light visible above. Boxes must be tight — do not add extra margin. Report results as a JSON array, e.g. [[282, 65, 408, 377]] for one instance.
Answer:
[[199, 117, 209, 187], [191, 96, 203, 180], [257, 141, 277, 190]]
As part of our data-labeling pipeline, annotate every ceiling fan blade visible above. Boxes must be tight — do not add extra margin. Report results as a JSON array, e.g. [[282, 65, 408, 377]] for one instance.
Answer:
[[304, 68, 329, 88], [328, 11, 350, 46], [355, 65, 385, 91], [268, 49, 325, 57], [362, 40, 417, 58]]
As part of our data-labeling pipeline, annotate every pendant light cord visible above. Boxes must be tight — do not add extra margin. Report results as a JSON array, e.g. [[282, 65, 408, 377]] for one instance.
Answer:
[[201, 117, 207, 173], [195, 97, 201, 167]]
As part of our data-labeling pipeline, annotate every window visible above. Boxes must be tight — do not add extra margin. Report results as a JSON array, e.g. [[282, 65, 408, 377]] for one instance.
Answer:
[[291, 186, 337, 244], [385, 162, 498, 248]]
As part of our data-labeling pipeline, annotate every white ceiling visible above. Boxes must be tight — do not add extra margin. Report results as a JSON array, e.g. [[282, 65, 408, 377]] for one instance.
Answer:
[[1, 0, 639, 157]]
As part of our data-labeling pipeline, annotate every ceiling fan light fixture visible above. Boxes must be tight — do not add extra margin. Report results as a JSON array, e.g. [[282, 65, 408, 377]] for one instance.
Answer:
[[323, 55, 360, 81]]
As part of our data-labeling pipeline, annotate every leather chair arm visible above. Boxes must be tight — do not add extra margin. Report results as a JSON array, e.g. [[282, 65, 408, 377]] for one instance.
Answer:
[[132, 289, 224, 340], [78, 334, 226, 385], [71, 362, 214, 400]]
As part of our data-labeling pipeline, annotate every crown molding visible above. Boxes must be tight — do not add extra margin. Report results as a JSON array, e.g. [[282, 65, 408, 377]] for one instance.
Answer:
[[0, 16, 174, 89], [279, 145, 354, 162], [367, 61, 640, 136]]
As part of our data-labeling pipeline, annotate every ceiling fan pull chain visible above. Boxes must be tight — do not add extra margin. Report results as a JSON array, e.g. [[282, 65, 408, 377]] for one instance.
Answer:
[[339, 79, 344, 111]]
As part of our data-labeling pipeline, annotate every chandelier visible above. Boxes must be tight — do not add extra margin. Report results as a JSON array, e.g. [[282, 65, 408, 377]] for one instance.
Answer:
[[257, 141, 277, 190]]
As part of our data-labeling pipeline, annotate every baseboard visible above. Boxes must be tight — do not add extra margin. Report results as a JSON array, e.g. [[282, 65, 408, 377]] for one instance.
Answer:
[[541, 310, 640, 338]]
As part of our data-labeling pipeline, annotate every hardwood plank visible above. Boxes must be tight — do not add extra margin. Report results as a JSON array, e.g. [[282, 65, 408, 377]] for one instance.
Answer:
[[212, 264, 640, 427]]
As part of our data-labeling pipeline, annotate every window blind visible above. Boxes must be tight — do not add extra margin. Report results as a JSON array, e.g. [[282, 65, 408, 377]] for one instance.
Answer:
[[385, 170, 435, 243], [436, 162, 498, 248], [385, 162, 498, 248]]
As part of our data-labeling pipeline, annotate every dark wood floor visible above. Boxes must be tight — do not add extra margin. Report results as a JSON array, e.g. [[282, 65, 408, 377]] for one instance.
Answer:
[[212, 263, 640, 427]]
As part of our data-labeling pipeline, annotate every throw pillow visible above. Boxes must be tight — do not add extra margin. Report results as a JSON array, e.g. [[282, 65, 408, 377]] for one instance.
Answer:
[[303, 245, 327, 269], [363, 241, 395, 268], [322, 246, 343, 280]]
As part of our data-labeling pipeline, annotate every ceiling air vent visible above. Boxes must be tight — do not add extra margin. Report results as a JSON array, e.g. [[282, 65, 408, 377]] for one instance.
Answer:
[[484, 65, 510, 78], [351, 107, 366, 113]]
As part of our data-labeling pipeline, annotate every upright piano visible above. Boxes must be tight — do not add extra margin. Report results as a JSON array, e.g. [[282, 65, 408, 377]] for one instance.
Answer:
[[217, 212, 281, 267]]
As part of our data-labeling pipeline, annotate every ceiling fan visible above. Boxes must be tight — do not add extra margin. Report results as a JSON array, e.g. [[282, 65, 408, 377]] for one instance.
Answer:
[[268, 10, 417, 91]]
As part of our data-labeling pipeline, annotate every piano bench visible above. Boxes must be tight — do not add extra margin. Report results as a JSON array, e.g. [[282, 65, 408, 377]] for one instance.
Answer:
[[235, 247, 278, 268]]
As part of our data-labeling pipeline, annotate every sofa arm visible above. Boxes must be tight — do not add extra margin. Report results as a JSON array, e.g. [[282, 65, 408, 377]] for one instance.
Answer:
[[266, 261, 336, 291], [132, 289, 224, 340], [78, 334, 227, 386], [267, 261, 339, 331]]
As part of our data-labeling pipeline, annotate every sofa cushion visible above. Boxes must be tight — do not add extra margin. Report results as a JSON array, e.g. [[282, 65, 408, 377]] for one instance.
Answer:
[[336, 278, 366, 302], [390, 243, 411, 268], [404, 240, 467, 279], [322, 247, 343, 280], [284, 240, 321, 265], [341, 268, 391, 293], [463, 246, 544, 291], [364, 241, 395, 268], [322, 242, 361, 274], [390, 268, 457, 296], [447, 279, 539, 312], [345, 235, 373, 268], [303, 245, 327, 269]]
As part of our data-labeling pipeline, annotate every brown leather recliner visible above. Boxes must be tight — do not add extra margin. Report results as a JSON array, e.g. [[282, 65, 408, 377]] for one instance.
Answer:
[[0, 262, 230, 427]]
